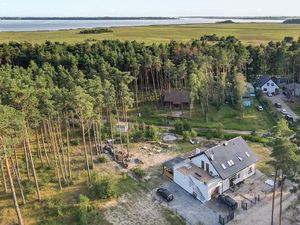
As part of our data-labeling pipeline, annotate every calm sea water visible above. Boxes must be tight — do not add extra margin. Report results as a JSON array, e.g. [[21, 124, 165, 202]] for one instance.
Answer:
[[0, 18, 284, 32]]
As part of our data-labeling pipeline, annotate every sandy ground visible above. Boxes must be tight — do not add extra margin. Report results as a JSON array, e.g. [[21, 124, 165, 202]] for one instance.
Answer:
[[104, 193, 169, 225]]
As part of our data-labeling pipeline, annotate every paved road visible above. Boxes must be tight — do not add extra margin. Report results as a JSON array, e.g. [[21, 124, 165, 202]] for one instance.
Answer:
[[265, 94, 298, 120]]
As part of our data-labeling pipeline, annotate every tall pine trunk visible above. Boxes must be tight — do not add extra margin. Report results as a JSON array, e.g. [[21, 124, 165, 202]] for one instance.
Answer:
[[10, 157, 26, 205], [25, 124, 42, 202], [271, 168, 278, 225], [279, 172, 284, 225], [4, 148, 24, 225], [80, 118, 91, 182], [0, 159, 8, 193]]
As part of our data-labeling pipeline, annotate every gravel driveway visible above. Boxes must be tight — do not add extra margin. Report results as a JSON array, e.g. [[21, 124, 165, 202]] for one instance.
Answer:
[[265, 94, 298, 119]]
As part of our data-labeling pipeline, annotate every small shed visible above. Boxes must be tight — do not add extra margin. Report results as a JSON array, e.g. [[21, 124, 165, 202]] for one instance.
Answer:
[[163, 157, 185, 180], [243, 96, 253, 107], [163, 89, 193, 109], [116, 122, 129, 133]]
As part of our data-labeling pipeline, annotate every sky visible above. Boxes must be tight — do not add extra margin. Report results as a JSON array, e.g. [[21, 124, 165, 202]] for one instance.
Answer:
[[0, 0, 299, 17]]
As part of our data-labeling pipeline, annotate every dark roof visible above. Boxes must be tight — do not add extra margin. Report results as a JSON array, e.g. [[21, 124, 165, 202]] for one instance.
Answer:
[[272, 77, 288, 85], [285, 82, 300, 90], [256, 75, 271, 88], [203, 137, 257, 179], [163, 89, 191, 104], [164, 157, 185, 169]]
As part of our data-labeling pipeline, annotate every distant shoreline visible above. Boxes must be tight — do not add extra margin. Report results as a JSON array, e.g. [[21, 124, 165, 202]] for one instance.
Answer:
[[0, 16, 298, 21], [0, 17, 178, 20]]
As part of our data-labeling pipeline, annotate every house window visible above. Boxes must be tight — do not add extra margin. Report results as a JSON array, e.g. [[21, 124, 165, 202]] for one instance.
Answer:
[[264, 88, 267, 91], [271, 83, 274, 86], [206, 163, 209, 172], [267, 83, 270, 86], [201, 160, 205, 169], [248, 167, 253, 174]]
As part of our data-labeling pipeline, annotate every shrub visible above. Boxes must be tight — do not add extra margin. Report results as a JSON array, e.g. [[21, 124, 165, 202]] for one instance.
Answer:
[[182, 129, 197, 141], [79, 28, 113, 34], [75, 195, 95, 225], [90, 172, 117, 199], [132, 167, 145, 178], [174, 120, 191, 135], [98, 156, 108, 163], [43, 199, 65, 217]]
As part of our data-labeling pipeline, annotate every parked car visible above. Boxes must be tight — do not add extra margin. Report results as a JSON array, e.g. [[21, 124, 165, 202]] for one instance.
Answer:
[[267, 93, 273, 97], [257, 106, 263, 111], [281, 109, 287, 115], [275, 103, 282, 108], [285, 114, 295, 122], [156, 188, 174, 202], [218, 194, 238, 210]]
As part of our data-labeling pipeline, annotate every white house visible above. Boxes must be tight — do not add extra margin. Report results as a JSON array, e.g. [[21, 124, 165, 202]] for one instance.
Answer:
[[173, 137, 257, 203], [256, 75, 279, 94]]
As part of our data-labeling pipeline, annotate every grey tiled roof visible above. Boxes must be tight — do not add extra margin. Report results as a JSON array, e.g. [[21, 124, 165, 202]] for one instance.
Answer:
[[256, 75, 271, 88], [203, 137, 257, 179]]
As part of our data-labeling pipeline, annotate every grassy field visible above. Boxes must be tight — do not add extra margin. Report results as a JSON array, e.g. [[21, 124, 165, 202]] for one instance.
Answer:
[[131, 99, 275, 132], [249, 143, 274, 176], [1, 23, 300, 44]]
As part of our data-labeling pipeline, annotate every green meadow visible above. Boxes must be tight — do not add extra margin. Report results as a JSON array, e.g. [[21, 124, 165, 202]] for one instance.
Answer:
[[1, 23, 300, 44]]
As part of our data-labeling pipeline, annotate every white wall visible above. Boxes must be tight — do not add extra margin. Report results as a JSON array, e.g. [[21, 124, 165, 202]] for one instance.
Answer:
[[261, 80, 279, 94], [233, 164, 256, 185], [191, 154, 219, 177]]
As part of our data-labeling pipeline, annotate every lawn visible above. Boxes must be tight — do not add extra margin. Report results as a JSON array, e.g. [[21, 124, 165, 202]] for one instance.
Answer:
[[130, 99, 275, 132], [0, 23, 300, 44], [249, 142, 274, 176], [287, 100, 300, 117]]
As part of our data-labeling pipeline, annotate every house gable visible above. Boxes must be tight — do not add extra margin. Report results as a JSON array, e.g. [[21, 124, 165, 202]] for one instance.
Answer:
[[203, 137, 257, 180]]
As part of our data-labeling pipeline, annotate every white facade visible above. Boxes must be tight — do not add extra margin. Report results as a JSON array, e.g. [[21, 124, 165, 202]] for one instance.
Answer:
[[260, 80, 279, 94], [173, 154, 256, 203]]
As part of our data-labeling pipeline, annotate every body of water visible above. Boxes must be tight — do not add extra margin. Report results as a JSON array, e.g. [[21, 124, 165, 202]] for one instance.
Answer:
[[0, 18, 284, 32]]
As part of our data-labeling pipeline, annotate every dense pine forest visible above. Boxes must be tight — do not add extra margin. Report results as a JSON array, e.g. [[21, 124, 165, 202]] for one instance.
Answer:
[[1, 36, 300, 224]]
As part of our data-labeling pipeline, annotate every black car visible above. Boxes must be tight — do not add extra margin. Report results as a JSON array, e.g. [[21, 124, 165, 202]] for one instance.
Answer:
[[218, 194, 238, 210], [275, 103, 282, 108], [156, 188, 174, 202], [285, 114, 294, 122]]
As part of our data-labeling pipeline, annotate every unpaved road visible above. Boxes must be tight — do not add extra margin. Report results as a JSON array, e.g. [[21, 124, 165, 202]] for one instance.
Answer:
[[267, 94, 298, 119]]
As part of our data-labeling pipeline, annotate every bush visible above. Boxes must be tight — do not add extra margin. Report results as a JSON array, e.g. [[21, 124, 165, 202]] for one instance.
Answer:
[[243, 134, 270, 144], [132, 167, 145, 178], [89, 172, 117, 199], [98, 156, 108, 163], [145, 125, 159, 141], [43, 199, 65, 217], [174, 120, 191, 135], [182, 129, 197, 141], [39, 219, 61, 225], [70, 138, 80, 146], [75, 195, 95, 225], [79, 28, 113, 34]]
